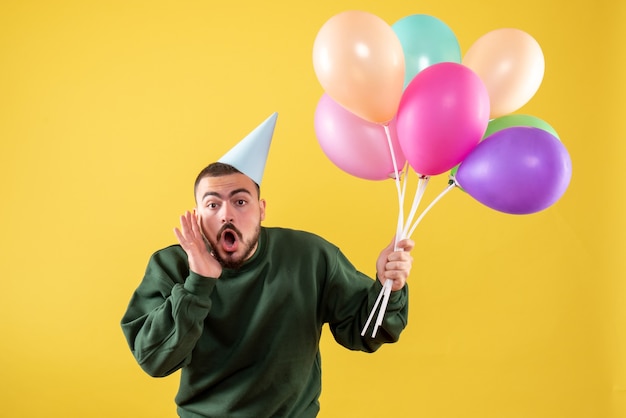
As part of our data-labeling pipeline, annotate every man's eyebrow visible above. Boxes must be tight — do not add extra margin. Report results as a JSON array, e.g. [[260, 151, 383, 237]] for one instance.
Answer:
[[201, 188, 252, 202], [229, 188, 253, 197], [201, 191, 221, 202]]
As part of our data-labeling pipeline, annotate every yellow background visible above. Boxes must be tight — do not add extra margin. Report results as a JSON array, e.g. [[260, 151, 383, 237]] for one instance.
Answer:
[[1, 0, 624, 417]]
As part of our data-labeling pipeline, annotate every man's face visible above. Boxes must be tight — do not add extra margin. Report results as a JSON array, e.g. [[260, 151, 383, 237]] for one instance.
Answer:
[[195, 173, 266, 269]]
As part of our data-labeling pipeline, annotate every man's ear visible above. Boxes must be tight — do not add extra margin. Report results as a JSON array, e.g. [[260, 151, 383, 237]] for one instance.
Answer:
[[259, 199, 266, 221]]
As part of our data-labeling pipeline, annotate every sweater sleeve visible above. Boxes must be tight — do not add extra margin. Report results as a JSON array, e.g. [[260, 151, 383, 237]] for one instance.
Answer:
[[323, 248, 409, 353], [120, 247, 217, 377]]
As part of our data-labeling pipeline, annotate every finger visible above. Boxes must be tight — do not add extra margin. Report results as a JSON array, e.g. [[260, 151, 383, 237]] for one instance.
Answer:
[[395, 238, 415, 252], [387, 265, 410, 278], [386, 260, 410, 272], [173, 227, 185, 245], [387, 252, 413, 264], [382, 274, 406, 291], [179, 211, 197, 241], [190, 210, 201, 234], [179, 213, 190, 238], [391, 278, 407, 291]]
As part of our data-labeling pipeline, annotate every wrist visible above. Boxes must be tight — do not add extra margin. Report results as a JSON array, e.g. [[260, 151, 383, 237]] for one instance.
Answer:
[[188, 259, 221, 279]]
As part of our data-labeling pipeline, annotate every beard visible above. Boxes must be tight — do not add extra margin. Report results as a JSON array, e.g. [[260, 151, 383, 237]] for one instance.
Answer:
[[207, 223, 261, 270]]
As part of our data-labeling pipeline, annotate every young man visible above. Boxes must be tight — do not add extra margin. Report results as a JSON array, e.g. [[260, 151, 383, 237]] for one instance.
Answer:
[[121, 114, 415, 417]]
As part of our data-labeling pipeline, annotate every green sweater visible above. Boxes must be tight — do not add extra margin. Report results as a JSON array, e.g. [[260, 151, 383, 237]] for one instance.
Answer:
[[121, 227, 408, 418]]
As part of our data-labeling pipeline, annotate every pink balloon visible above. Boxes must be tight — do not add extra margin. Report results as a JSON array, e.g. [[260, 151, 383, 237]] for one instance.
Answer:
[[314, 94, 406, 181], [397, 62, 490, 176]]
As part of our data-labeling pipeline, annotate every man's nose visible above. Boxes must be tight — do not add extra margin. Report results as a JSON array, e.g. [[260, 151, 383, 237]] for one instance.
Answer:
[[220, 204, 234, 223]]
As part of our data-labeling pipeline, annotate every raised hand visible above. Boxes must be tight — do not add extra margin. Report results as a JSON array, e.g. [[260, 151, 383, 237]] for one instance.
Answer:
[[174, 210, 222, 279]]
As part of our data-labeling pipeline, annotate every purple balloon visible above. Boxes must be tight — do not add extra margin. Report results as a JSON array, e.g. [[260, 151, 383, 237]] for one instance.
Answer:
[[455, 127, 572, 214]]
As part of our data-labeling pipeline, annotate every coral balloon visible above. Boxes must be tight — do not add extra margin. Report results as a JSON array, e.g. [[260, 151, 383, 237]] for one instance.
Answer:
[[455, 127, 572, 214], [397, 62, 490, 176], [314, 94, 406, 181], [392, 14, 461, 88], [313, 10, 405, 123], [463, 28, 545, 118]]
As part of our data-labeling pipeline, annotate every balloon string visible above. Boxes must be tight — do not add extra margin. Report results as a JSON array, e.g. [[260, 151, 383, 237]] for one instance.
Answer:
[[364, 180, 455, 339], [360, 280, 386, 337], [373, 279, 393, 336], [400, 163, 409, 222], [402, 175, 429, 239], [384, 124, 401, 182], [397, 163, 409, 248], [361, 124, 404, 339], [383, 123, 405, 250], [407, 182, 456, 238]]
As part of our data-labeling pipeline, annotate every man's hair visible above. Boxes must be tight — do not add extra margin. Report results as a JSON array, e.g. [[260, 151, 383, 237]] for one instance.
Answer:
[[194, 162, 260, 198]]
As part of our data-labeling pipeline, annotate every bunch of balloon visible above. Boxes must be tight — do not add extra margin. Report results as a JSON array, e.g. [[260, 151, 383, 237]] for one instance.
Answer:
[[449, 28, 572, 215], [313, 11, 488, 337], [312, 12, 573, 336]]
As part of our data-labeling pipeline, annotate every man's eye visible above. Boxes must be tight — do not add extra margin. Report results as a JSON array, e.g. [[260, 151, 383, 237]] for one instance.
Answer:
[[236, 199, 247, 206], [207, 202, 218, 209]]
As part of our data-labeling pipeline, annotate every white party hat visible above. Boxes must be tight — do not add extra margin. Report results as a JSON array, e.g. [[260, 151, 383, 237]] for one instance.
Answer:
[[218, 112, 278, 185]]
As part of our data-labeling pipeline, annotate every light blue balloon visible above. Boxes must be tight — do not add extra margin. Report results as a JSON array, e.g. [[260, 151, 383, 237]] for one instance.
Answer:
[[392, 14, 462, 88]]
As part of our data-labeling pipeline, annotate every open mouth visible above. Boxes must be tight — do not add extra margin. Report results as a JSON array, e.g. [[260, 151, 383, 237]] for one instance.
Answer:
[[220, 229, 239, 253]]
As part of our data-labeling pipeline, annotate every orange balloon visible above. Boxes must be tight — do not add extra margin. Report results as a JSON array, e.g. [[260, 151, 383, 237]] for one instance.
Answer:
[[313, 11, 405, 124], [462, 28, 545, 118]]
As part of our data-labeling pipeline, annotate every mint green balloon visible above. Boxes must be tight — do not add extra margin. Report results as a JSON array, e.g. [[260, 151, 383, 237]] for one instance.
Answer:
[[392, 14, 462, 88], [484, 114, 560, 140]]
